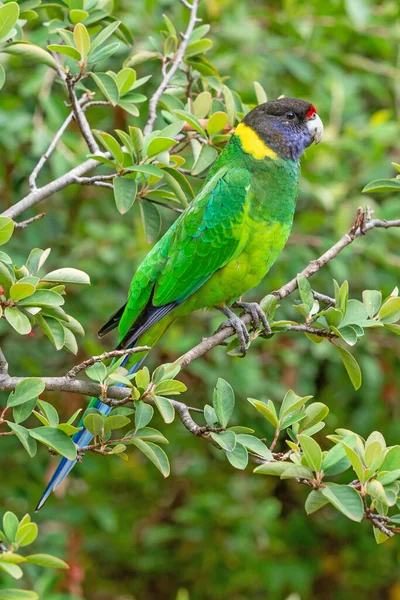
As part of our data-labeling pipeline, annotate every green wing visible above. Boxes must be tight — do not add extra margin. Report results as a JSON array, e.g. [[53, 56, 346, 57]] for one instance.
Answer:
[[116, 165, 252, 346]]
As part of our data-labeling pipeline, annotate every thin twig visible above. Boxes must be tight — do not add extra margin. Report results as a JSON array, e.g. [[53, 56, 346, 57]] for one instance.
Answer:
[[144, 0, 201, 135], [0, 348, 8, 377], [28, 95, 89, 192], [13, 213, 46, 229], [66, 346, 150, 379], [65, 73, 99, 154]]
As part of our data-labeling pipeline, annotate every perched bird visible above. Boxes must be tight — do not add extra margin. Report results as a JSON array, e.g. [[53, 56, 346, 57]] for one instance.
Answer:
[[36, 97, 323, 510]]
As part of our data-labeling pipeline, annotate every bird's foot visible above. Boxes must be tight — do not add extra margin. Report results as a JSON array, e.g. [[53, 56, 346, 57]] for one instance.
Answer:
[[232, 301, 272, 335], [215, 305, 250, 356]]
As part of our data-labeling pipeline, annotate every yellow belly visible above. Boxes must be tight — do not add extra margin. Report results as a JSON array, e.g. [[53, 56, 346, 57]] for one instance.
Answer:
[[176, 220, 290, 315]]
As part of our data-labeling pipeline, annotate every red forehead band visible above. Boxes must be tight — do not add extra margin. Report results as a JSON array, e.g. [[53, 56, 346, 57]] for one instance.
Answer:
[[306, 105, 317, 119]]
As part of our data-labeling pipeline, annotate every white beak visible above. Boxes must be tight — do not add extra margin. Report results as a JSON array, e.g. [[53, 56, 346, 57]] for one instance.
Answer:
[[306, 113, 324, 144]]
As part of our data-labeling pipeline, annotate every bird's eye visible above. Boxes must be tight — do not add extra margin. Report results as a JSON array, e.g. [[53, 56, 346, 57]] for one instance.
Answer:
[[285, 111, 296, 120]]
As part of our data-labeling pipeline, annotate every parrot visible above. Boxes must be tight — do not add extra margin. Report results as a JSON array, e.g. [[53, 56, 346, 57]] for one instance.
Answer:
[[36, 97, 323, 510]]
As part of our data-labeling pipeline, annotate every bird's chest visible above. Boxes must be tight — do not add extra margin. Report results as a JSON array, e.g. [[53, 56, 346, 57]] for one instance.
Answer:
[[221, 218, 292, 299]]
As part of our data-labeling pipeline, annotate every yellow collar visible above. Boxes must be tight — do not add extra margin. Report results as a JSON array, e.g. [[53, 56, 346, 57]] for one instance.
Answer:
[[235, 122, 278, 161]]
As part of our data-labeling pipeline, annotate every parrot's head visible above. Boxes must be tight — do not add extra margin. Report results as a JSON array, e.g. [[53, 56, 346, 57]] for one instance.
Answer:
[[238, 97, 323, 161]]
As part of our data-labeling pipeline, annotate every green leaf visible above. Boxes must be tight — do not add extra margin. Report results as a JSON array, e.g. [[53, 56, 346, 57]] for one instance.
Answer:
[[26, 248, 51, 275], [305, 489, 329, 514], [298, 434, 322, 472], [193, 91, 212, 118], [140, 201, 161, 243], [321, 483, 363, 522], [35, 315, 65, 350], [131, 438, 170, 477], [236, 434, 273, 460], [362, 290, 382, 318], [222, 85, 236, 126], [210, 430, 236, 452], [362, 178, 400, 193], [226, 443, 248, 470], [147, 137, 177, 157], [90, 20, 121, 53], [184, 38, 213, 58], [41, 268, 90, 285], [25, 554, 68, 569], [37, 400, 59, 427], [297, 274, 314, 310], [212, 378, 235, 428], [85, 362, 107, 382], [90, 73, 119, 106], [154, 396, 175, 424], [152, 362, 181, 384], [335, 345, 362, 390], [15, 523, 38, 547], [380, 446, 400, 472], [0, 65, 4, 91], [7, 378, 44, 408], [0, 2, 19, 39], [19, 289, 64, 307], [340, 299, 369, 327], [248, 398, 278, 428], [9, 283, 35, 302], [280, 465, 314, 479], [131, 427, 168, 445], [6, 422, 37, 457], [113, 177, 137, 214], [204, 404, 218, 427], [154, 380, 186, 395], [2, 43, 57, 70], [88, 41, 120, 65], [300, 402, 329, 431], [4, 307, 31, 335], [73, 23, 90, 59], [47, 44, 81, 61], [0, 590, 38, 600], [254, 81, 267, 104], [0, 217, 14, 246], [192, 145, 218, 176], [93, 130, 124, 163], [69, 9, 88, 23], [127, 164, 164, 178], [342, 442, 365, 481], [0, 563, 23, 579], [379, 297, 400, 324], [116, 67, 136, 96], [29, 427, 77, 460], [322, 442, 348, 472], [13, 398, 37, 425], [206, 111, 228, 135], [279, 390, 312, 419], [3, 512, 19, 544], [83, 413, 104, 436], [104, 415, 131, 431], [134, 402, 153, 429], [172, 110, 206, 136]]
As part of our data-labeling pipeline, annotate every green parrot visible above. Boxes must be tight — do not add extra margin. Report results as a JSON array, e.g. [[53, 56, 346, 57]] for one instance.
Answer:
[[36, 97, 323, 510]]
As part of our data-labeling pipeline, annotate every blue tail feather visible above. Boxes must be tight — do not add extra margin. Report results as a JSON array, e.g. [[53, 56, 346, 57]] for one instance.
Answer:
[[35, 357, 144, 511]]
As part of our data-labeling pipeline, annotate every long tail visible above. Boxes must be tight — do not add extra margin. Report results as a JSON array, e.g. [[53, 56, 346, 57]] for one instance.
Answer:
[[35, 357, 144, 511]]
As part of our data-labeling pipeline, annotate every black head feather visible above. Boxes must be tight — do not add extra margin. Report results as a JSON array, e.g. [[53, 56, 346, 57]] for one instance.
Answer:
[[242, 97, 319, 160]]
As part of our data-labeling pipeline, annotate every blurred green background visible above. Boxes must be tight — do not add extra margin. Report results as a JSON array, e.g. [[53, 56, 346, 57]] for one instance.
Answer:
[[1, 0, 400, 598]]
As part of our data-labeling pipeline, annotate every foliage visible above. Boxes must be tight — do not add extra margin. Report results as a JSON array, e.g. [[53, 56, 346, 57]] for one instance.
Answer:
[[1, 0, 400, 598], [0, 511, 68, 599]]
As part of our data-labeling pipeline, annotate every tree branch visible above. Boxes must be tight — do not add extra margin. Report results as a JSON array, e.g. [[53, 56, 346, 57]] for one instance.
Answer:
[[179, 209, 400, 369], [1, 157, 100, 220], [144, 0, 201, 135], [13, 213, 46, 229]]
